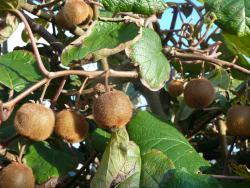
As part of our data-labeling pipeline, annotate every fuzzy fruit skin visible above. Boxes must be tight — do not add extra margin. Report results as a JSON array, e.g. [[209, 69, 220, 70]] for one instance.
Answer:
[[92, 91, 133, 129], [55, 110, 89, 143], [0, 162, 35, 188], [55, 0, 91, 29], [184, 78, 215, 108], [168, 80, 184, 97], [226, 105, 250, 136], [14, 103, 55, 141]]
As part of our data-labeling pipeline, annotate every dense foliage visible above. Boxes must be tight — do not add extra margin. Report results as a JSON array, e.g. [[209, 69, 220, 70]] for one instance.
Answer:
[[0, 0, 250, 187]]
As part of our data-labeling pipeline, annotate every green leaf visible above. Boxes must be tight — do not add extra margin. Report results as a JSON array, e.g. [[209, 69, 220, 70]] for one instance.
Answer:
[[140, 149, 175, 188], [223, 33, 250, 57], [160, 169, 220, 188], [0, 50, 43, 92], [220, 180, 250, 188], [101, 0, 166, 16], [0, 13, 19, 44], [206, 68, 230, 90], [91, 128, 110, 153], [205, 0, 250, 37], [25, 142, 77, 184], [0, 0, 26, 10], [61, 21, 140, 66], [127, 111, 209, 173], [126, 28, 170, 90], [210, 33, 250, 80], [91, 128, 141, 188]]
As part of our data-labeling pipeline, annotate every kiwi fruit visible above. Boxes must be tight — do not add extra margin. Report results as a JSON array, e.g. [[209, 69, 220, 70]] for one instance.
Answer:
[[168, 80, 184, 97], [14, 103, 55, 141], [55, 0, 92, 29], [55, 110, 89, 143], [92, 90, 133, 129], [184, 78, 215, 108], [226, 105, 250, 136], [0, 162, 35, 188]]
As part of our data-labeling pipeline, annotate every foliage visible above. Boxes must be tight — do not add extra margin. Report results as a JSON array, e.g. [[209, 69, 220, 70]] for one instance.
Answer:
[[0, 0, 250, 187]]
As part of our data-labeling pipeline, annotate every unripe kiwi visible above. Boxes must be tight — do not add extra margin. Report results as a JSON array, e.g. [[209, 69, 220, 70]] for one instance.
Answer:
[[184, 78, 215, 108], [92, 90, 133, 129], [168, 80, 184, 97], [55, 0, 92, 29], [0, 162, 35, 188], [14, 103, 55, 141], [226, 105, 250, 136], [55, 110, 89, 143]]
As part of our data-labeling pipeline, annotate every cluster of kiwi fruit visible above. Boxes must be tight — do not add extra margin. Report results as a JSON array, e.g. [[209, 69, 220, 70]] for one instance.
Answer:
[[5, 88, 132, 186], [14, 103, 89, 143], [168, 78, 215, 109], [55, 0, 93, 29]]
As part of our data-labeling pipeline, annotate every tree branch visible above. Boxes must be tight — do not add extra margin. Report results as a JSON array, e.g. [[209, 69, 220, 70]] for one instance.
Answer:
[[164, 48, 250, 75], [3, 70, 138, 109], [14, 10, 51, 77]]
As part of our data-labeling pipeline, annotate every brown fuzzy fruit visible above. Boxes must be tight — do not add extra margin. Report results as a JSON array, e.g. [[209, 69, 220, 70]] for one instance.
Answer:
[[55, 0, 92, 29], [168, 80, 184, 97], [14, 103, 55, 141], [184, 78, 215, 108], [226, 105, 250, 136], [55, 110, 89, 143], [92, 90, 133, 129], [0, 162, 35, 188]]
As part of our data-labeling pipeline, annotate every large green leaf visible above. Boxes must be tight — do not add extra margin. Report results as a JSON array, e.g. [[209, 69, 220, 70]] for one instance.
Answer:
[[140, 149, 175, 188], [0, 50, 43, 92], [25, 142, 77, 184], [223, 33, 250, 57], [211, 33, 250, 80], [205, 0, 250, 37], [160, 169, 220, 188], [101, 0, 166, 16], [91, 128, 141, 188], [126, 28, 170, 90], [61, 21, 140, 66], [127, 111, 209, 173]]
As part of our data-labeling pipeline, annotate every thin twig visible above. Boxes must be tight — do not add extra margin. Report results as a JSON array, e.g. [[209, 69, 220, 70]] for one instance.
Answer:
[[36, 0, 63, 11], [51, 76, 67, 105], [75, 77, 89, 109], [64, 152, 98, 187]]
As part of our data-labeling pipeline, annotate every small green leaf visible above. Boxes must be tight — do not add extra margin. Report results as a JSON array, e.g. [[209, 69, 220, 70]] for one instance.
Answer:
[[25, 142, 77, 184], [206, 68, 230, 90], [127, 111, 209, 173], [61, 21, 140, 66], [0, 0, 26, 10], [160, 169, 221, 188], [91, 128, 141, 188], [205, 0, 250, 37], [0, 13, 19, 44], [0, 50, 43, 92], [101, 0, 166, 15], [126, 28, 170, 90], [140, 149, 175, 188]]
